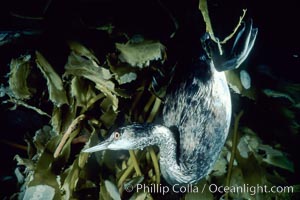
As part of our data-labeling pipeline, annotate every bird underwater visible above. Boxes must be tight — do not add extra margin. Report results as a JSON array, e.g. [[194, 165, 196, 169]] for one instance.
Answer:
[[83, 21, 258, 186]]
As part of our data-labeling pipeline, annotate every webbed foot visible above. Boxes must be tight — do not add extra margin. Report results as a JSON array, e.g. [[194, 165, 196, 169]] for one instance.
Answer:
[[206, 20, 258, 71]]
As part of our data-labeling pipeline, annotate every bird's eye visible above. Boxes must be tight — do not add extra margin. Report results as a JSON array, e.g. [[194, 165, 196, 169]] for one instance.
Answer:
[[114, 132, 120, 140]]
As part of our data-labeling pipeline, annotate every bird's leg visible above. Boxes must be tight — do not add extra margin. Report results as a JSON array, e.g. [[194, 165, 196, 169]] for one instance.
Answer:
[[216, 20, 258, 71], [230, 21, 246, 55], [206, 20, 258, 71]]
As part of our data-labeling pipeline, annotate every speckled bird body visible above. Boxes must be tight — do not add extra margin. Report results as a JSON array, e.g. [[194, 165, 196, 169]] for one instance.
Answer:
[[160, 60, 231, 184]]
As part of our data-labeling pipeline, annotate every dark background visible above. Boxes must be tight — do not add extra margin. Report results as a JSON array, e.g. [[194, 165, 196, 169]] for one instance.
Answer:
[[0, 0, 299, 198]]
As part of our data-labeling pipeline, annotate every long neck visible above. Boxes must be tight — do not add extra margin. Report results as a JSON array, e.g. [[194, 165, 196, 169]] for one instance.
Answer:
[[152, 125, 199, 185]]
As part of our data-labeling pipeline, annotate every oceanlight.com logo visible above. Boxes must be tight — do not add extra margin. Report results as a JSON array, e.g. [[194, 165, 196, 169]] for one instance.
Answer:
[[124, 183, 294, 196], [208, 184, 294, 196]]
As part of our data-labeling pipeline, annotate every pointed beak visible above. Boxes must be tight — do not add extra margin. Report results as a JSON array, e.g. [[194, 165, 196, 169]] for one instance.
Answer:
[[83, 140, 111, 153]]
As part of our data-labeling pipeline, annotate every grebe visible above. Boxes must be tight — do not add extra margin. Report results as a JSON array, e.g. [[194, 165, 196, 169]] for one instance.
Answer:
[[84, 21, 258, 185]]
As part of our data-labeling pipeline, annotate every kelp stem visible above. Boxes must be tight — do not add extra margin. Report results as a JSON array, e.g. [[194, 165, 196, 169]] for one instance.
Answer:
[[225, 110, 243, 200], [148, 147, 160, 184], [54, 114, 85, 158], [129, 150, 142, 176]]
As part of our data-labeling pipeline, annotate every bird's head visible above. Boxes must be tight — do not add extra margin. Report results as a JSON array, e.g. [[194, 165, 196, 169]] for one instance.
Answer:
[[83, 123, 157, 153]]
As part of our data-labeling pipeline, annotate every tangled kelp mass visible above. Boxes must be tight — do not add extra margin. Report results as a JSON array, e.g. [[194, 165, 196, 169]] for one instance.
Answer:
[[0, 0, 299, 199]]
